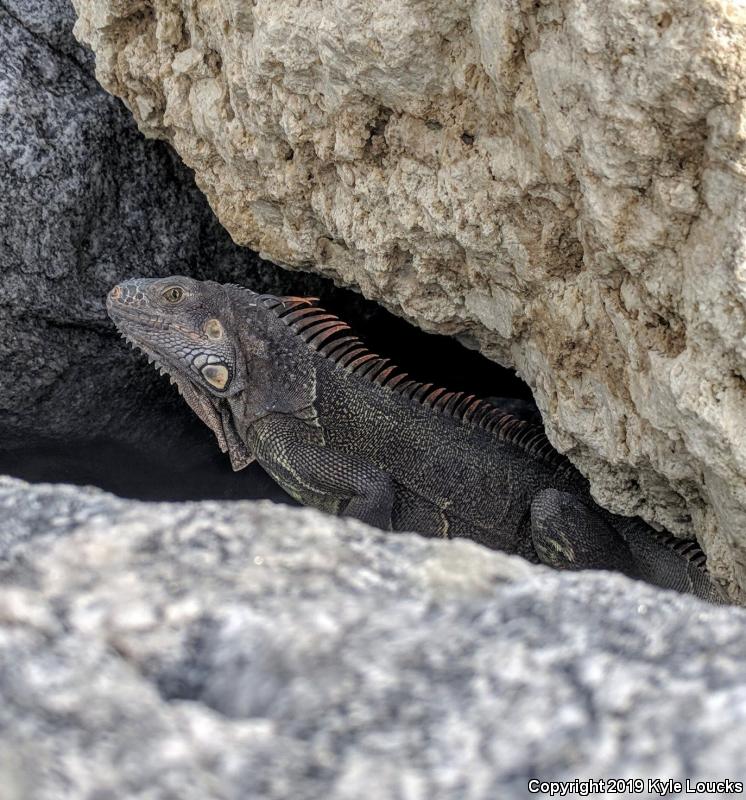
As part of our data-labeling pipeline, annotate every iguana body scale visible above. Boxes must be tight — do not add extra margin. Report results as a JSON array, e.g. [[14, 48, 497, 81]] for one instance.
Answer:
[[107, 277, 725, 603]]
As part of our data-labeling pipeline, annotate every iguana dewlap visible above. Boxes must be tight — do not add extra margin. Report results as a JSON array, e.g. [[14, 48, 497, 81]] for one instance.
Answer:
[[107, 276, 725, 603]]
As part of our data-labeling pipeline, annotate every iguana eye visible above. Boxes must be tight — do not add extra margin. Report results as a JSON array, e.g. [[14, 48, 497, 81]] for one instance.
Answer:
[[163, 286, 184, 303]]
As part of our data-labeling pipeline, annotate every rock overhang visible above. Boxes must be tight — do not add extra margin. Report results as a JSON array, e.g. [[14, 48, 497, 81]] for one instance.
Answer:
[[71, 0, 746, 600]]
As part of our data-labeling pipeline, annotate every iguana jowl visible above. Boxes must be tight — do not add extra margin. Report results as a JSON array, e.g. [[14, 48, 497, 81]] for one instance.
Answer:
[[107, 276, 725, 603]]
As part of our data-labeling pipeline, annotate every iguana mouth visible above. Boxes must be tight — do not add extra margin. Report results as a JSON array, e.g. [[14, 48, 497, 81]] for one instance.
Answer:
[[107, 303, 172, 331], [120, 330, 180, 385], [110, 315, 188, 392], [107, 296, 184, 382], [109, 304, 205, 342]]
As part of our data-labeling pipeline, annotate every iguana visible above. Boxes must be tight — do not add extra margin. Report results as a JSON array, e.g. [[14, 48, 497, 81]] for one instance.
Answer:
[[107, 276, 725, 603]]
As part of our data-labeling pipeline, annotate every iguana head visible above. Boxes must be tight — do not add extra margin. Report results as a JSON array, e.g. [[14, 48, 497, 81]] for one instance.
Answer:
[[107, 276, 254, 469], [107, 276, 245, 397]]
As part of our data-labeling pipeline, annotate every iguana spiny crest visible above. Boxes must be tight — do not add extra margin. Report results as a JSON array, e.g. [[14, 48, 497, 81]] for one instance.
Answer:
[[107, 276, 726, 604]]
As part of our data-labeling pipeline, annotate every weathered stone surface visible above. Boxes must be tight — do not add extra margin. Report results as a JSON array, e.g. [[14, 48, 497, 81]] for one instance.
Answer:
[[71, 0, 746, 599], [2, 477, 746, 798], [0, 0, 330, 458]]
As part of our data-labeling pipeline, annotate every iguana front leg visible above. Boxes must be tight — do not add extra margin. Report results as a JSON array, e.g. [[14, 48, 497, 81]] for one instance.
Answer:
[[249, 414, 395, 529]]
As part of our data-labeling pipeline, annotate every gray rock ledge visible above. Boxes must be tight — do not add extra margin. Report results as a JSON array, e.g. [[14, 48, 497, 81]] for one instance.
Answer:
[[1, 477, 745, 799]]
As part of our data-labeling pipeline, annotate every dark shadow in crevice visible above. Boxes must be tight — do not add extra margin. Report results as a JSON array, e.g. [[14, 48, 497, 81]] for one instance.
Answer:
[[0, 436, 297, 504]]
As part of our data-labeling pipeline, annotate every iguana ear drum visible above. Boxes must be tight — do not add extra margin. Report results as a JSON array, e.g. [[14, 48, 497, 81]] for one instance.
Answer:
[[202, 364, 229, 389], [205, 319, 223, 340]]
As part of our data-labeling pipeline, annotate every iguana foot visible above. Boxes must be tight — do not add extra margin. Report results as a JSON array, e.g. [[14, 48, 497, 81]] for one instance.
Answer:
[[530, 489, 642, 579], [342, 474, 395, 530]]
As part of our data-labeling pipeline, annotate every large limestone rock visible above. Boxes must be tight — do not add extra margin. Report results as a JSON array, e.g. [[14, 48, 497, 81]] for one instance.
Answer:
[[3, 477, 746, 798], [71, 0, 746, 599]]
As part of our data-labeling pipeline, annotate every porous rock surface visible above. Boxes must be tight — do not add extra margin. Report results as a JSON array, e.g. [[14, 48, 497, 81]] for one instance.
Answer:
[[71, 0, 746, 600], [2, 476, 746, 799]]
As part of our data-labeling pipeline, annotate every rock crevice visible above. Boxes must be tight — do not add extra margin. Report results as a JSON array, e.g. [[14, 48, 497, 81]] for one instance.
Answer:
[[72, 0, 746, 598]]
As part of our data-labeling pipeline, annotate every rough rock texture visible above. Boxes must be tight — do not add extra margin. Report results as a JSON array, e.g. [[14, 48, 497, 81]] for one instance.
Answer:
[[2, 477, 746, 799], [71, 0, 746, 600], [0, 0, 332, 457]]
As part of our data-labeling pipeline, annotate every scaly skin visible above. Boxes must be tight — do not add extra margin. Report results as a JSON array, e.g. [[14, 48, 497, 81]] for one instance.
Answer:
[[107, 276, 726, 603]]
